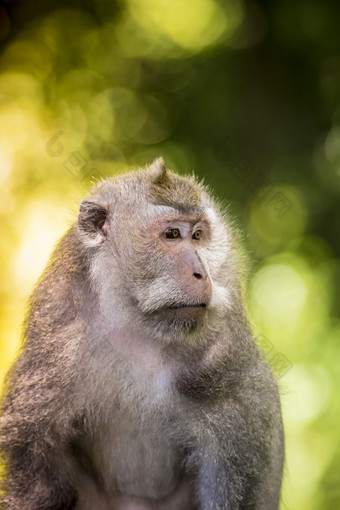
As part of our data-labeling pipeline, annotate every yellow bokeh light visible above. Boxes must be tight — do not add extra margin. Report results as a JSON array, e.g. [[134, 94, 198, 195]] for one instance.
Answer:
[[0, 106, 42, 154], [283, 431, 331, 510], [12, 201, 70, 296], [120, 0, 243, 57], [249, 249, 331, 344], [284, 364, 332, 424], [282, 363, 335, 510], [134, 0, 228, 50], [0, 136, 14, 185], [0, 72, 43, 108], [88, 90, 115, 143], [250, 262, 309, 327]]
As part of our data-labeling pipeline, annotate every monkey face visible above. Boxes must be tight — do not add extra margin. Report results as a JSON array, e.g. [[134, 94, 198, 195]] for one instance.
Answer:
[[128, 213, 213, 332], [78, 158, 235, 338]]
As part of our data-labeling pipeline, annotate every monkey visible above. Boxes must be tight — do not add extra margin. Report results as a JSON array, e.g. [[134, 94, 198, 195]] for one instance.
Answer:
[[0, 157, 284, 510]]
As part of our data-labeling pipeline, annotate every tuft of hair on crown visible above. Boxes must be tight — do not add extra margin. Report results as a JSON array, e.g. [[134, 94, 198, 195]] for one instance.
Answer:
[[145, 157, 202, 214], [148, 156, 168, 187]]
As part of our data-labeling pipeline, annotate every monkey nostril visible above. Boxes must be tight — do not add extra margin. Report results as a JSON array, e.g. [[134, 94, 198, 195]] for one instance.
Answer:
[[193, 272, 203, 280]]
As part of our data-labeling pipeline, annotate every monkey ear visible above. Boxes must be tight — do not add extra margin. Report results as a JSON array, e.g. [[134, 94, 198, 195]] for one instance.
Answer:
[[78, 200, 110, 247]]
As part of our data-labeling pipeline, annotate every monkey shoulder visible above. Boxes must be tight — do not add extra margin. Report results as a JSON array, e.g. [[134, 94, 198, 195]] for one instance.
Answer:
[[175, 337, 279, 406], [25, 228, 94, 342]]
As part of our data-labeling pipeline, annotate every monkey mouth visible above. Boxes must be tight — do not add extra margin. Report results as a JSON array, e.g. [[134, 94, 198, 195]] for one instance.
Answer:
[[165, 302, 208, 321], [168, 303, 207, 310]]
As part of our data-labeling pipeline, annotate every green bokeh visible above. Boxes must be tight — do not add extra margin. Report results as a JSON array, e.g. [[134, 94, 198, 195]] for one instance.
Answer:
[[0, 1, 339, 508]]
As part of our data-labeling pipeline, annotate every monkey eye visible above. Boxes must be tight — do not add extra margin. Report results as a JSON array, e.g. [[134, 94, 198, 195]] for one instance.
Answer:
[[192, 230, 202, 240], [165, 228, 181, 239]]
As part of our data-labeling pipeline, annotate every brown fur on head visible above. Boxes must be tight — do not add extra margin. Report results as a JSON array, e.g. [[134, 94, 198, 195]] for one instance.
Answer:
[[147, 157, 202, 213]]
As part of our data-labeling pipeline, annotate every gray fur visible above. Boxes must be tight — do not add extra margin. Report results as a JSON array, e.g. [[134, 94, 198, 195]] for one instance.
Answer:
[[0, 159, 284, 509]]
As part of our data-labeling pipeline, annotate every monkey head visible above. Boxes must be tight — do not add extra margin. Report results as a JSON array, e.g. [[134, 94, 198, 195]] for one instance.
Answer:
[[77, 158, 238, 340]]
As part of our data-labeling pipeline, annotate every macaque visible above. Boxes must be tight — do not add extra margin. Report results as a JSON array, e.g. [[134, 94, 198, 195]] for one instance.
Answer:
[[0, 158, 284, 509]]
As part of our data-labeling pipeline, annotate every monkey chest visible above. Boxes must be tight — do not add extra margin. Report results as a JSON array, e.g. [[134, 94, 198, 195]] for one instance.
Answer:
[[90, 372, 184, 499], [96, 417, 181, 499]]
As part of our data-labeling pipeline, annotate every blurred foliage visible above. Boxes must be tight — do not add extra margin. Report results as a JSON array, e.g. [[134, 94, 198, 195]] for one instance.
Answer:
[[0, 0, 339, 508]]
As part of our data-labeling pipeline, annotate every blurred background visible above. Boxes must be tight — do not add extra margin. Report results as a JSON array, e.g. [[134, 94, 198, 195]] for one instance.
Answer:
[[0, 0, 339, 508]]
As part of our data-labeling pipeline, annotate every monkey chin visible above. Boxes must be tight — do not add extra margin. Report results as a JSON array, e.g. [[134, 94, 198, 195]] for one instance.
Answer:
[[151, 304, 208, 336], [166, 303, 208, 321]]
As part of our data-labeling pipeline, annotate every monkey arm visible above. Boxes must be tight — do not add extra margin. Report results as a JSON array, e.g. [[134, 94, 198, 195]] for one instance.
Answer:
[[0, 234, 86, 509], [188, 363, 284, 510], [0, 326, 82, 510], [177, 330, 284, 510], [0, 436, 77, 510]]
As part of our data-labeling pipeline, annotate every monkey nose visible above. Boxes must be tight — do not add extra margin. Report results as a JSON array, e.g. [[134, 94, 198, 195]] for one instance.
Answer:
[[191, 256, 208, 281], [192, 270, 212, 301], [192, 271, 210, 287], [192, 261, 209, 282]]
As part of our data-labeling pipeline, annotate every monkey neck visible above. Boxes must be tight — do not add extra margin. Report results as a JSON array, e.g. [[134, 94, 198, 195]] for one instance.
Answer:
[[107, 326, 169, 373], [88, 306, 215, 377]]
